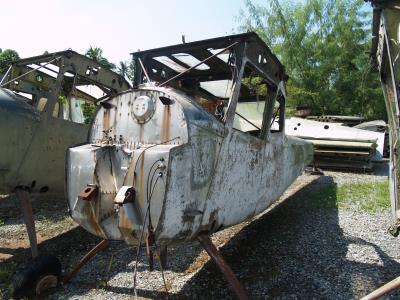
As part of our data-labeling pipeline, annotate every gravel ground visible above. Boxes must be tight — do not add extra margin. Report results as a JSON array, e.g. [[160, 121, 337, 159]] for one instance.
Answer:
[[1, 166, 399, 299]]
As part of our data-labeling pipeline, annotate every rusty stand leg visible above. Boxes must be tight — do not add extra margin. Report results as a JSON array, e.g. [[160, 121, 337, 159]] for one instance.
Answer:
[[16, 188, 38, 258], [61, 239, 110, 283], [197, 234, 248, 300], [157, 245, 167, 269], [146, 232, 155, 271], [361, 276, 400, 300]]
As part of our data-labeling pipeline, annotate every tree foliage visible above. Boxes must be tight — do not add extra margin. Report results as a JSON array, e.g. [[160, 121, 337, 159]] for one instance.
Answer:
[[85, 46, 116, 70], [85, 47, 135, 82], [81, 102, 97, 124], [239, 0, 385, 120], [0, 49, 20, 74], [117, 60, 135, 82]]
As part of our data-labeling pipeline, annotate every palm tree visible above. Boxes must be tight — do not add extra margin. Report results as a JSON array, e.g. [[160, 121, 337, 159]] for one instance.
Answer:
[[117, 61, 128, 78], [85, 46, 115, 70]]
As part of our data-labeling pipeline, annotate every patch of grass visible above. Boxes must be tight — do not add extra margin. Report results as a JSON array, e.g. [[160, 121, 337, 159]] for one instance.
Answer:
[[0, 218, 4, 226], [337, 180, 390, 212], [304, 179, 390, 213]]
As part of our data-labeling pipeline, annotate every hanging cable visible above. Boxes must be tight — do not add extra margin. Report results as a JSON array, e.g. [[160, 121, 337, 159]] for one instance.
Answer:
[[133, 173, 162, 300], [146, 159, 165, 229]]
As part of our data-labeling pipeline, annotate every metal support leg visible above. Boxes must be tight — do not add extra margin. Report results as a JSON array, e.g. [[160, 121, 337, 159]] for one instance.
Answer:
[[61, 239, 110, 283], [16, 189, 38, 258], [146, 232, 155, 271], [361, 276, 400, 300], [197, 234, 248, 300], [158, 244, 167, 269]]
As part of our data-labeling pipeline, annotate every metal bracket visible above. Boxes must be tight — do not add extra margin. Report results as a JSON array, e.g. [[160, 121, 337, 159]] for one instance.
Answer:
[[114, 186, 136, 205], [78, 184, 98, 201]]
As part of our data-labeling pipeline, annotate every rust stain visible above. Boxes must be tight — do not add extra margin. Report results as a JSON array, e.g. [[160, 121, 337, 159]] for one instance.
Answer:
[[161, 105, 170, 143], [119, 207, 133, 235], [120, 213, 129, 229], [139, 152, 145, 203], [139, 124, 143, 143], [86, 203, 105, 238], [78, 185, 98, 200], [250, 138, 263, 151], [103, 109, 110, 132]]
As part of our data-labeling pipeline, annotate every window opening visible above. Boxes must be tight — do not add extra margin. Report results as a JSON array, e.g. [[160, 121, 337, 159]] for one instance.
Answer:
[[52, 102, 59, 118], [233, 62, 270, 137], [153, 56, 187, 73], [71, 97, 95, 124], [172, 53, 210, 70], [52, 95, 70, 121], [207, 48, 230, 63], [36, 97, 48, 112]]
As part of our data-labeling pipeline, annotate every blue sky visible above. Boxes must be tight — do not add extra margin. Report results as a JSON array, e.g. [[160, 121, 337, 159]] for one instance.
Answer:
[[0, 0, 249, 64]]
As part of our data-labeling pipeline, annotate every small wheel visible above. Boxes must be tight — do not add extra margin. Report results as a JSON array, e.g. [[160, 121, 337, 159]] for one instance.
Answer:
[[12, 254, 62, 299]]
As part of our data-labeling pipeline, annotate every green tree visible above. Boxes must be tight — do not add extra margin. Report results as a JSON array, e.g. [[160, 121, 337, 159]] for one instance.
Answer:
[[85, 46, 116, 70], [239, 0, 385, 120], [117, 61, 128, 78], [117, 60, 135, 82], [0, 49, 20, 74], [81, 102, 97, 124]]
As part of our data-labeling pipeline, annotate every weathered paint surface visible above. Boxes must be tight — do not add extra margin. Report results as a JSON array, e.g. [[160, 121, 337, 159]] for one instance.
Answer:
[[67, 86, 312, 245], [66, 33, 313, 246]]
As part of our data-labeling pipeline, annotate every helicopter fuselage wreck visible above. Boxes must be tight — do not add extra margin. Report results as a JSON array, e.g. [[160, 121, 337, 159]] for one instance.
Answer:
[[66, 33, 313, 246]]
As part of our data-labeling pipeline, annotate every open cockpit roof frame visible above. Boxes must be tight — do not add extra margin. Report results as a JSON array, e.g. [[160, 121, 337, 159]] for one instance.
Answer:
[[131, 32, 288, 93]]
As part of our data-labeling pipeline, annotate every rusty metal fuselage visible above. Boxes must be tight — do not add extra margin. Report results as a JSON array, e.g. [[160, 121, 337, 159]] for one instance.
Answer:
[[66, 33, 313, 246]]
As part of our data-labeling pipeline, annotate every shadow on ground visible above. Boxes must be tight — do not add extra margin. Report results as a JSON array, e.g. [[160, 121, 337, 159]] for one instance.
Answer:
[[171, 175, 400, 299]]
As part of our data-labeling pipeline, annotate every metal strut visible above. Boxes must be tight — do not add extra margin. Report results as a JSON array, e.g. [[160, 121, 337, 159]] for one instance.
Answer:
[[61, 239, 110, 283], [197, 234, 248, 300], [361, 276, 400, 300], [15, 188, 38, 258]]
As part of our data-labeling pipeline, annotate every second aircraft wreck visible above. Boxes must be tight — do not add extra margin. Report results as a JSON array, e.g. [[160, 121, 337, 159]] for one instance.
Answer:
[[66, 32, 313, 298]]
